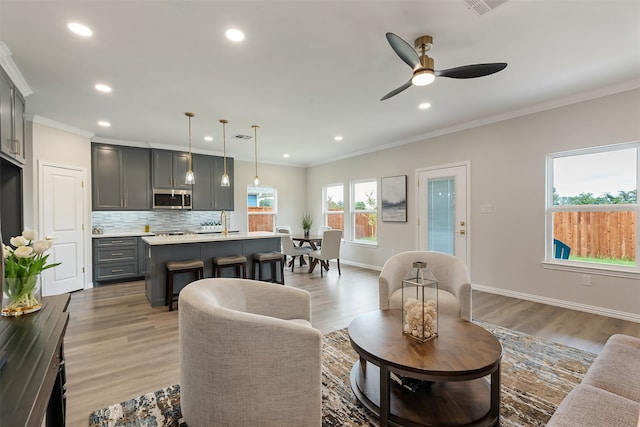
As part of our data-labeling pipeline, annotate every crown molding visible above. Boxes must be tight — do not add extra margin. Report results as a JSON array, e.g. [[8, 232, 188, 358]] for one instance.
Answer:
[[0, 41, 33, 97], [28, 114, 94, 138]]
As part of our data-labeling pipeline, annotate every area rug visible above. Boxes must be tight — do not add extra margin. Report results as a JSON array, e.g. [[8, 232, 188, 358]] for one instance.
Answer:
[[89, 321, 596, 427]]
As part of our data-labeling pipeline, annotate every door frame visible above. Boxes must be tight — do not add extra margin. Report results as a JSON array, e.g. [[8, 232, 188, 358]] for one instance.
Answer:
[[38, 160, 90, 291], [415, 161, 471, 267]]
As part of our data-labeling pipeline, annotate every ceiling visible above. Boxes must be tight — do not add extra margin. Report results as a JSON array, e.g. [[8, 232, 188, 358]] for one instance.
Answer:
[[1, 1, 639, 167]]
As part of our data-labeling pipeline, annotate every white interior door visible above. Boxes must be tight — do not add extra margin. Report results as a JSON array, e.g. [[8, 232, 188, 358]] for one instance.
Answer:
[[417, 163, 469, 265], [40, 163, 85, 296]]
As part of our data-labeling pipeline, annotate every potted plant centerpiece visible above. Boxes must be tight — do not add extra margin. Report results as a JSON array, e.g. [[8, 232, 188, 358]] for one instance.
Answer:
[[301, 212, 313, 237], [2, 230, 60, 316]]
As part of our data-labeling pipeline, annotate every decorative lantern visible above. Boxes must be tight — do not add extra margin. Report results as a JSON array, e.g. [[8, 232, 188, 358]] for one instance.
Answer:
[[402, 261, 439, 342]]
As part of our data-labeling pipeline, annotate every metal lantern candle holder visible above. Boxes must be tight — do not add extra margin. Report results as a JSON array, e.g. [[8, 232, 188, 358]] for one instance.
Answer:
[[402, 261, 439, 342]]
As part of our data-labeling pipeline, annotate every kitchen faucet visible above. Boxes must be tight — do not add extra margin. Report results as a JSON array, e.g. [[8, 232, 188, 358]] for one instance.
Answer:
[[221, 210, 228, 236]]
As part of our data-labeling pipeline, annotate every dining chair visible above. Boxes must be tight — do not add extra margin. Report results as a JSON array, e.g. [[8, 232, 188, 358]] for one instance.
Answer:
[[315, 226, 331, 249], [277, 227, 310, 271], [308, 229, 342, 277]]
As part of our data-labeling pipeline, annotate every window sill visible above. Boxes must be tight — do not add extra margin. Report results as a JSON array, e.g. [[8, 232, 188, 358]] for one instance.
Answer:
[[350, 240, 378, 248], [541, 260, 640, 279]]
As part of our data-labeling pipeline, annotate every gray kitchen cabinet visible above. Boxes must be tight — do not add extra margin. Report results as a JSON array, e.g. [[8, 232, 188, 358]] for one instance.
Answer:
[[191, 154, 234, 210], [0, 68, 25, 165], [191, 153, 214, 210], [138, 237, 147, 276], [92, 143, 151, 210], [93, 236, 141, 283], [213, 155, 234, 210], [152, 149, 191, 190]]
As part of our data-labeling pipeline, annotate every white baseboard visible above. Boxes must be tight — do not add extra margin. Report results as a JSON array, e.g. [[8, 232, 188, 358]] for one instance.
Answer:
[[339, 260, 382, 272], [473, 284, 640, 324]]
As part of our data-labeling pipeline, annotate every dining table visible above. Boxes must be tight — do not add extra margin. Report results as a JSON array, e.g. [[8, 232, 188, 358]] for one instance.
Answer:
[[291, 234, 328, 273]]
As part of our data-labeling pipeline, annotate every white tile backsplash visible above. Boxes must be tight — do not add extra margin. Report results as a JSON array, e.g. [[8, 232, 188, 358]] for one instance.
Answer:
[[92, 210, 235, 234]]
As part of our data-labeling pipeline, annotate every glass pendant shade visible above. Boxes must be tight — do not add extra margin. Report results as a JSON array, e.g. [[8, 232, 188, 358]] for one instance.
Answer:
[[185, 170, 195, 184], [185, 112, 195, 185], [220, 119, 230, 187]]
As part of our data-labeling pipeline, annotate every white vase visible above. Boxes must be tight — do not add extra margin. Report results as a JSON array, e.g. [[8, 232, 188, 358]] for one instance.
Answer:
[[1, 275, 43, 317]]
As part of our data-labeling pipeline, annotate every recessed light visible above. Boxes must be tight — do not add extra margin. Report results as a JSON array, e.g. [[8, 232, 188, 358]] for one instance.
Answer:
[[204, 136, 213, 141], [95, 84, 112, 93], [419, 102, 432, 110], [283, 154, 290, 158], [68, 22, 93, 37], [225, 29, 245, 42], [334, 136, 343, 141], [98, 121, 111, 127]]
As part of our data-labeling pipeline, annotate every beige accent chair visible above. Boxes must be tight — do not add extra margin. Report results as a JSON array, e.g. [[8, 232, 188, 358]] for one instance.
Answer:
[[179, 278, 322, 426], [379, 251, 472, 321], [308, 229, 342, 277]]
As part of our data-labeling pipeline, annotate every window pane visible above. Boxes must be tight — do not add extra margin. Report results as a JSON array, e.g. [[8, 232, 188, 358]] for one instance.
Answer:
[[553, 148, 637, 205], [247, 186, 276, 232], [553, 210, 636, 265], [354, 213, 376, 241], [324, 184, 344, 230], [353, 181, 377, 211], [353, 180, 377, 241], [428, 178, 454, 254]]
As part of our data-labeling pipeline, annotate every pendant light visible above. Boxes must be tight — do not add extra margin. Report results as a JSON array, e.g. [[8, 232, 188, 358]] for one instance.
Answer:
[[220, 119, 230, 187], [184, 112, 195, 184], [252, 125, 260, 186]]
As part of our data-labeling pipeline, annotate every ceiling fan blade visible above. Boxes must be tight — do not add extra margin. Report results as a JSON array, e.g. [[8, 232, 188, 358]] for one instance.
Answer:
[[386, 32, 420, 69], [380, 80, 413, 101], [435, 63, 507, 79]]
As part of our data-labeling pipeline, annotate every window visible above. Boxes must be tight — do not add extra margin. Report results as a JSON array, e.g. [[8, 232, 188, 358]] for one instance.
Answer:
[[351, 179, 377, 244], [247, 185, 277, 232], [323, 184, 344, 231], [547, 143, 638, 270]]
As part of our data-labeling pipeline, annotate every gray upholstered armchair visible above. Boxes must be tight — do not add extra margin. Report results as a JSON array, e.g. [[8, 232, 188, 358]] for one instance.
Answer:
[[378, 251, 472, 321], [179, 278, 322, 426]]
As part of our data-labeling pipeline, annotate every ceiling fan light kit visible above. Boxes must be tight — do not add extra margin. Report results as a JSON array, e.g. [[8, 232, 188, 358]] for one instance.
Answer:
[[381, 32, 507, 100]]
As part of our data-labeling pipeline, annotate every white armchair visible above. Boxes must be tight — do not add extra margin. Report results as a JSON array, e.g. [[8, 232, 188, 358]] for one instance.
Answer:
[[179, 278, 322, 426], [378, 251, 472, 321]]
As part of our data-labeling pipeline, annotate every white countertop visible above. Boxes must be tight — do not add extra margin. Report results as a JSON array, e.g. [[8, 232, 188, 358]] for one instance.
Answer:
[[92, 232, 155, 238], [141, 232, 280, 246]]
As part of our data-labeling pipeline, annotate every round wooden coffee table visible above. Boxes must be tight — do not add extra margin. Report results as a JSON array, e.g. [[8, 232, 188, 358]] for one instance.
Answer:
[[348, 310, 502, 427]]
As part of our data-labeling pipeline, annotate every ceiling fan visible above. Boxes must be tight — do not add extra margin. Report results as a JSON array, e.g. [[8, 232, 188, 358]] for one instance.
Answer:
[[381, 32, 507, 101]]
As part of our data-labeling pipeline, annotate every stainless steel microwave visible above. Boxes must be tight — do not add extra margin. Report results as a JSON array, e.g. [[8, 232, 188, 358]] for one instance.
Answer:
[[153, 189, 192, 210]]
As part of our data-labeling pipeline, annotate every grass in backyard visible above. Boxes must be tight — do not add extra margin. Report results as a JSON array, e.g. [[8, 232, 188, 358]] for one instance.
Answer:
[[569, 256, 635, 266]]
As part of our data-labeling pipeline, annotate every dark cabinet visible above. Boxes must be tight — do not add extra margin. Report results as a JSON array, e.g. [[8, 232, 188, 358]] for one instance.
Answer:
[[152, 149, 191, 190], [93, 236, 141, 283], [0, 68, 25, 165], [192, 154, 234, 211], [92, 144, 151, 210]]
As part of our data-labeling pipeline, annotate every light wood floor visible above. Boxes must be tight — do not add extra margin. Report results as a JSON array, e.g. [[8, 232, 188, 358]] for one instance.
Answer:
[[63, 263, 640, 426]]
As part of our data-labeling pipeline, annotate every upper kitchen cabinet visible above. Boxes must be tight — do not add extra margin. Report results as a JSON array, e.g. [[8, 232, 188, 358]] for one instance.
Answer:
[[92, 144, 152, 210], [213, 155, 234, 211], [191, 154, 234, 211], [0, 68, 26, 165], [152, 149, 191, 190]]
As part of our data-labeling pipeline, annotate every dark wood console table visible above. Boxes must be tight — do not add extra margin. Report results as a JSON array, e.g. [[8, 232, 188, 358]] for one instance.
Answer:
[[0, 293, 70, 427]]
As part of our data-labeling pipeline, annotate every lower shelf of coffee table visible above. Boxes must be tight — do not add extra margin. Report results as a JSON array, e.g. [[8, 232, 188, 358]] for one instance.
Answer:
[[350, 360, 498, 427]]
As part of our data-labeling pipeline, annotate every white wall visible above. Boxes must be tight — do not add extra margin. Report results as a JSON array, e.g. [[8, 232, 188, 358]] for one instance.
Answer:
[[307, 88, 640, 320]]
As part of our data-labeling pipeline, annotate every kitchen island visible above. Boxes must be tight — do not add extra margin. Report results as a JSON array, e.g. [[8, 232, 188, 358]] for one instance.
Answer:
[[141, 232, 281, 307]]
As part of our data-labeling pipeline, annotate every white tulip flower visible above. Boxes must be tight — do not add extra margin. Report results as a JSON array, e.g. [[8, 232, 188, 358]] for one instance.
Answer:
[[10, 236, 28, 247], [13, 246, 34, 258], [22, 229, 38, 241], [33, 240, 52, 254]]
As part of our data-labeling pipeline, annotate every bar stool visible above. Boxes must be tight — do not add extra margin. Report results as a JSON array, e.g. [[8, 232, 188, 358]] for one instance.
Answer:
[[166, 259, 204, 311], [212, 255, 247, 278], [252, 252, 285, 285]]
